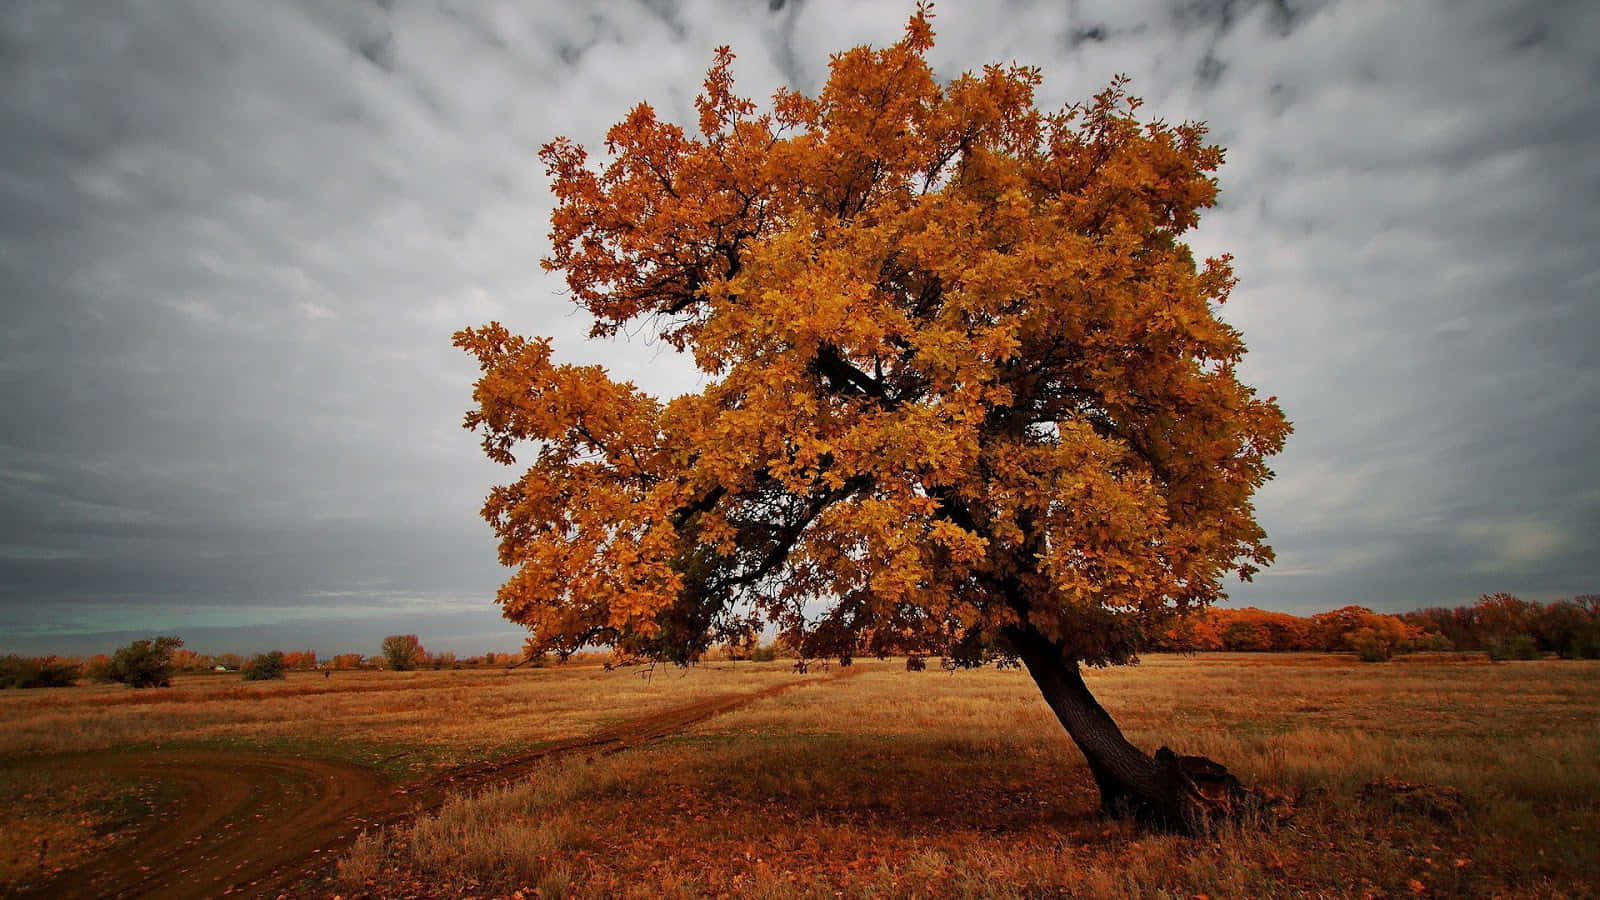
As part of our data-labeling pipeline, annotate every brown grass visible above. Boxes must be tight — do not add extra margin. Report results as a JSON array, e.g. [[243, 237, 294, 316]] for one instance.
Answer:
[[336, 654, 1600, 899], [0, 663, 794, 774], [0, 767, 166, 883], [6, 654, 1598, 897], [0, 662, 789, 886]]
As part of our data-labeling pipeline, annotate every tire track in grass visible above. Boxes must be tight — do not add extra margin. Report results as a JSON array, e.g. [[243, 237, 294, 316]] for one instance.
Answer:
[[16, 667, 855, 899]]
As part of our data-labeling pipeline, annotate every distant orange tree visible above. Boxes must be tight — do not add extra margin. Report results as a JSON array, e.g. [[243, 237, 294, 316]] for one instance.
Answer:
[[457, 7, 1288, 832], [282, 650, 318, 670], [1309, 605, 1377, 651], [170, 648, 213, 672], [1216, 607, 1313, 651]]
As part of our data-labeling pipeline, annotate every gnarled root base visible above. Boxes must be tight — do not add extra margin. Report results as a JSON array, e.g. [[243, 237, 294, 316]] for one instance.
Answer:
[[1104, 749, 1274, 836], [1008, 626, 1294, 836]]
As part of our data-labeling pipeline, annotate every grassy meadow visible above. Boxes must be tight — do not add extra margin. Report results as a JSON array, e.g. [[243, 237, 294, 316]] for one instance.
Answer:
[[3, 654, 1598, 897], [0, 663, 798, 774], [340, 655, 1600, 898], [0, 663, 792, 885]]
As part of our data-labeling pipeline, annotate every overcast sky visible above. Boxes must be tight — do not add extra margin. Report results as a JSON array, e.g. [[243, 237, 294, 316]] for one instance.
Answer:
[[1, 0, 1595, 657]]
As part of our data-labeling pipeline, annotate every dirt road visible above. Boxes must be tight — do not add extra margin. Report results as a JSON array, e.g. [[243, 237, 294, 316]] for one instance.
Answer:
[[16, 670, 845, 899]]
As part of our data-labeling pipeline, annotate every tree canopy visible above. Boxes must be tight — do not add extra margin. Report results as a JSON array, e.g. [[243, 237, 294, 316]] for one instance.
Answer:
[[457, 7, 1288, 669], [103, 635, 184, 689], [380, 634, 425, 672]]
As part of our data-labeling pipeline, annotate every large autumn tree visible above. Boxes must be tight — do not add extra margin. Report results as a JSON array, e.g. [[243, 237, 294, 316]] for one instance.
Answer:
[[457, 7, 1288, 832]]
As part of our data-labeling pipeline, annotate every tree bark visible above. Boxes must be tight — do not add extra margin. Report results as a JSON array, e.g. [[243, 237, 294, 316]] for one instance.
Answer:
[[1008, 625, 1245, 835]]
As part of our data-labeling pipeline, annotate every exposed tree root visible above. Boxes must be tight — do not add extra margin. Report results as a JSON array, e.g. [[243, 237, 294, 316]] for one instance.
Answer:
[[1109, 749, 1295, 836]]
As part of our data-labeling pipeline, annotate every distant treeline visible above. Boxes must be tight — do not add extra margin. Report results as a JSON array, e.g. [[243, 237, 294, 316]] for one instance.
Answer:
[[1152, 593, 1600, 661], [119, 647, 523, 673], [0, 645, 528, 690], [4, 593, 1597, 689]]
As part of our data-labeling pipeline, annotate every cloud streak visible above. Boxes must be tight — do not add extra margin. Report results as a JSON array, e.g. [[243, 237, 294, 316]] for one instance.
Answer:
[[1, 0, 1595, 654]]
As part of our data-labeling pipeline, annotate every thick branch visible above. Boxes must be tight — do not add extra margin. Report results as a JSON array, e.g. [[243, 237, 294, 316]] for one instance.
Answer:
[[812, 344, 894, 404], [728, 474, 873, 590]]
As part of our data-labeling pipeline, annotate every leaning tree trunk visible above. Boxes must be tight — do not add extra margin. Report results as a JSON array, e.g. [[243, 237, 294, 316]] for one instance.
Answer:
[[1009, 625, 1248, 835]]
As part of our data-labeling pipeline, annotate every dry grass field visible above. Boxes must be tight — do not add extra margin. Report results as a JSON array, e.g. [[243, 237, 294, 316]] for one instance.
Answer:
[[0, 663, 797, 773], [3, 654, 1597, 897], [0, 663, 794, 890]]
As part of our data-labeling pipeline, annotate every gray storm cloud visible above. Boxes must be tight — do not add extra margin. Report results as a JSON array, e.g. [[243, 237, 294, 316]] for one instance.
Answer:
[[1, 0, 1595, 655]]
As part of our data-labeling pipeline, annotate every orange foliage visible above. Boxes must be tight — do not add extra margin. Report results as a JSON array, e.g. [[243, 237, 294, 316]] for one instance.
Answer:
[[169, 649, 212, 673], [1310, 605, 1377, 650], [281, 651, 318, 670], [1160, 605, 1440, 655], [1473, 592, 1539, 638], [1162, 607, 1311, 651], [457, 7, 1288, 666]]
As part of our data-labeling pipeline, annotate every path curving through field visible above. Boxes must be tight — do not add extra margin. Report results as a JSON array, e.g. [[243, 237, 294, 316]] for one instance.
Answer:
[[20, 669, 851, 898], [17, 751, 393, 899]]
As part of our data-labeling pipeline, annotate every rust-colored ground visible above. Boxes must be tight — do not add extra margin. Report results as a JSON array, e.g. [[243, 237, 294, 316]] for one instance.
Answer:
[[14, 751, 390, 898], [337, 656, 1600, 899], [8, 656, 1598, 898], [14, 670, 848, 899]]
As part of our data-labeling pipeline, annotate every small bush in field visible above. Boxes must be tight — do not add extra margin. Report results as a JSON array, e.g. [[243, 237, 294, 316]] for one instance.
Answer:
[[1350, 630, 1395, 662], [0, 654, 79, 688], [381, 634, 425, 671], [242, 651, 288, 681], [1570, 634, 1600, 660], [103, 636, 184, 688], [1485, 633, 1539, 661], [1412, 632, 1455, 651], [750, 644, 778, 662]]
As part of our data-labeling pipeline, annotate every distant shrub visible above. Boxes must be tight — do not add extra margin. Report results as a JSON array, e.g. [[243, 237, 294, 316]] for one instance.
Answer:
[[1485, 633, 1539, 661], [1412, 632, 1454, 652], [169, 649, 215, 672], [102, 636, 184, 688], [1532, 598, 1600, 659], [1346, 615, 1421, 662], [1350, 631, 1394, 662], [0, 655, 79, 689], [80, 654, 112, 681], [905, 655, 927, 671], [242, 651, 288, 681], [381, 634, 425, 671], [1401, 605, 1481, 651], [750, 644, 778, 662], [708, 633, 761, 661]]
